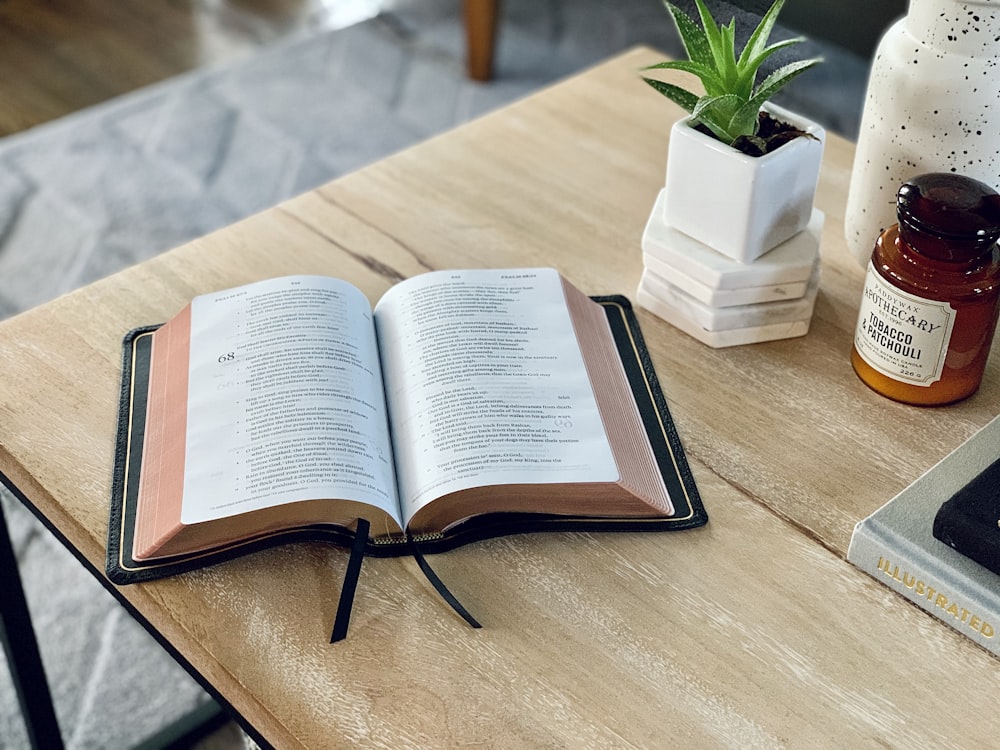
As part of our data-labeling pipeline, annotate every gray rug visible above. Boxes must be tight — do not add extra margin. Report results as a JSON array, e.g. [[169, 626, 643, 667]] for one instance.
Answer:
[[0, 2, 868, 747]]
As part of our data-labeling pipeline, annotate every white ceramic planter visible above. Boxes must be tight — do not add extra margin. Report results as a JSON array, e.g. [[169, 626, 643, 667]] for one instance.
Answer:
[[662, 102, 824, 263]]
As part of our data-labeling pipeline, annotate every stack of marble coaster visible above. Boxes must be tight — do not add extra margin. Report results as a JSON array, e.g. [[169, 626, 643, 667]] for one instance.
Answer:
[[637, 188, 824, 348]]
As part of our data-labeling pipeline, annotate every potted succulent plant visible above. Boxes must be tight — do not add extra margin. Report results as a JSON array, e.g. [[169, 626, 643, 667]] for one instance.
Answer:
[[643, 0, 824, 263]]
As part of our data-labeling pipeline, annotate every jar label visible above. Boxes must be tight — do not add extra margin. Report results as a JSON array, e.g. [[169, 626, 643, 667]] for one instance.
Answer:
[[854, 262, 955, 386]]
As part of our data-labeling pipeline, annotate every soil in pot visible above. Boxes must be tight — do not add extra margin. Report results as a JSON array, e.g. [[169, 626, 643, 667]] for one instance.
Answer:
[[695, 110, 817, 157]]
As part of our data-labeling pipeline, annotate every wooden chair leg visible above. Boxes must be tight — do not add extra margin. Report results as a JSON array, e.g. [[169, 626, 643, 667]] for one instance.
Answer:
[[463, 0, 500, 81]]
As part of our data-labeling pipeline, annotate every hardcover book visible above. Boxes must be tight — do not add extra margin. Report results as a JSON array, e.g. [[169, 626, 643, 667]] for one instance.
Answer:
[[933, 457, 1000, 577], [847, 415, 1000, 657], [107, 268, 707, 586]]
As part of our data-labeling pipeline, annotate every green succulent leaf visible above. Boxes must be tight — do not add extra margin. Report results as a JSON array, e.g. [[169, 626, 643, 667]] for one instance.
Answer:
[[663, 1, 713, 67], [738, 37, 809, 91], [738, 0, 786, 68], [642, 59, 724, 95], [747, 58, 823, 112], [716, 18, 739, 89], [728, 100, 768, 141], [642, 77, 700, 113], [643, 0, 822, 146], [691, 0, 723, 67], [691, 93, 745, 143]]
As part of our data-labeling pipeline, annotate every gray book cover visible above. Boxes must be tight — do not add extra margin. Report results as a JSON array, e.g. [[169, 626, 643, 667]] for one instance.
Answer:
[[847, 415, 1000, 656]]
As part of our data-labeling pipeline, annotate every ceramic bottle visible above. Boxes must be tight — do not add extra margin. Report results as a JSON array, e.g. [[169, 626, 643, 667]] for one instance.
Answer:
[[844, 0, 1000, 266]]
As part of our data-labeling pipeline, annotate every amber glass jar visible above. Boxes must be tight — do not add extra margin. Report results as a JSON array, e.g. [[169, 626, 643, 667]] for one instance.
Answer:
[[851, 173, 1000, 406]]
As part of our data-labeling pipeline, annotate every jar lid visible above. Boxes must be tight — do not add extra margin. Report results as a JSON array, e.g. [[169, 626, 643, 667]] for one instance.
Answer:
[[897, 173, 1000, 261]]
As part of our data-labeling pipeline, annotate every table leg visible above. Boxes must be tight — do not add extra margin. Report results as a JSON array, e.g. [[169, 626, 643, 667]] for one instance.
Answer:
[[0, 497, 65, 750], [463, 0, 500, 81], [0, 481, 237, 749]]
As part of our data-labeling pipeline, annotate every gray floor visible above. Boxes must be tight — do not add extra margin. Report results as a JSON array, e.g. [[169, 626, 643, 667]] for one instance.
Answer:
[[0, 2, 869, 747]]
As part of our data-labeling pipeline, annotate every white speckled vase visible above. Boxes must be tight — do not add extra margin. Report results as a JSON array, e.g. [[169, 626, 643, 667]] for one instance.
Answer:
[[844, 0, 1000, 266]]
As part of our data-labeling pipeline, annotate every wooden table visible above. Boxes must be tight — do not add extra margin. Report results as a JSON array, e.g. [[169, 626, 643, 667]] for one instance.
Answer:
[[2, 47, 998, 748]]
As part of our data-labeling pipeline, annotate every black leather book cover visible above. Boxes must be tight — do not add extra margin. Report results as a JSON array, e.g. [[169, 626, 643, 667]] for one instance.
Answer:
[[106, 296, 708, 584], [933, 456, 1000, 577]]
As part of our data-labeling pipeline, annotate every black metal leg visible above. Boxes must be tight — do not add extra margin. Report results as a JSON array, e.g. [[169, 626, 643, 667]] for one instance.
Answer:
[[0, 497, 65, 750], [0, 473, 255, 749]]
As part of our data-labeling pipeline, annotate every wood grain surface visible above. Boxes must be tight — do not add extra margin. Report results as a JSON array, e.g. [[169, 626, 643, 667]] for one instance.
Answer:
[[2, 47, 998, 748], [0, 0, 334, 137]]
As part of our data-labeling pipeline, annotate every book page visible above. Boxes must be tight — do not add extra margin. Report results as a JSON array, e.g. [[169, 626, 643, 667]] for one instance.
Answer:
[[373, 268, 619, 526], [180, 276, 400, 525]]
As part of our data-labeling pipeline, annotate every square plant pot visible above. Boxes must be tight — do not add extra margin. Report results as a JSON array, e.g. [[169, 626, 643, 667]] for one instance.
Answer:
[[662, 102, 824, 263]]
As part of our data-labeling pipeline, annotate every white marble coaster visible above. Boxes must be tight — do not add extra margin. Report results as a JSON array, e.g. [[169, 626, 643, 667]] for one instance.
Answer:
[[642, 188, 823, 290], [642, 251, 815, 307], [639, 265, 820, 332], [637, 271, 817, 347]]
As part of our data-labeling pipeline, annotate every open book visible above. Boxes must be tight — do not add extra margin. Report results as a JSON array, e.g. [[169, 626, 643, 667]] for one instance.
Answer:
[[107, 268, 706, 585]]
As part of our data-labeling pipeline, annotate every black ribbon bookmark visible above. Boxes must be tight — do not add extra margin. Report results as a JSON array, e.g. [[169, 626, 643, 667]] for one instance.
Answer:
[[330, 521, 480, 641], [407, 533, 481, 630], [330, 518, 371, 643]]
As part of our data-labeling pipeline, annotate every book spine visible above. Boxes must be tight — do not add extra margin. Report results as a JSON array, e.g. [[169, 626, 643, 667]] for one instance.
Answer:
[[847, 518, 1000, 657]]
